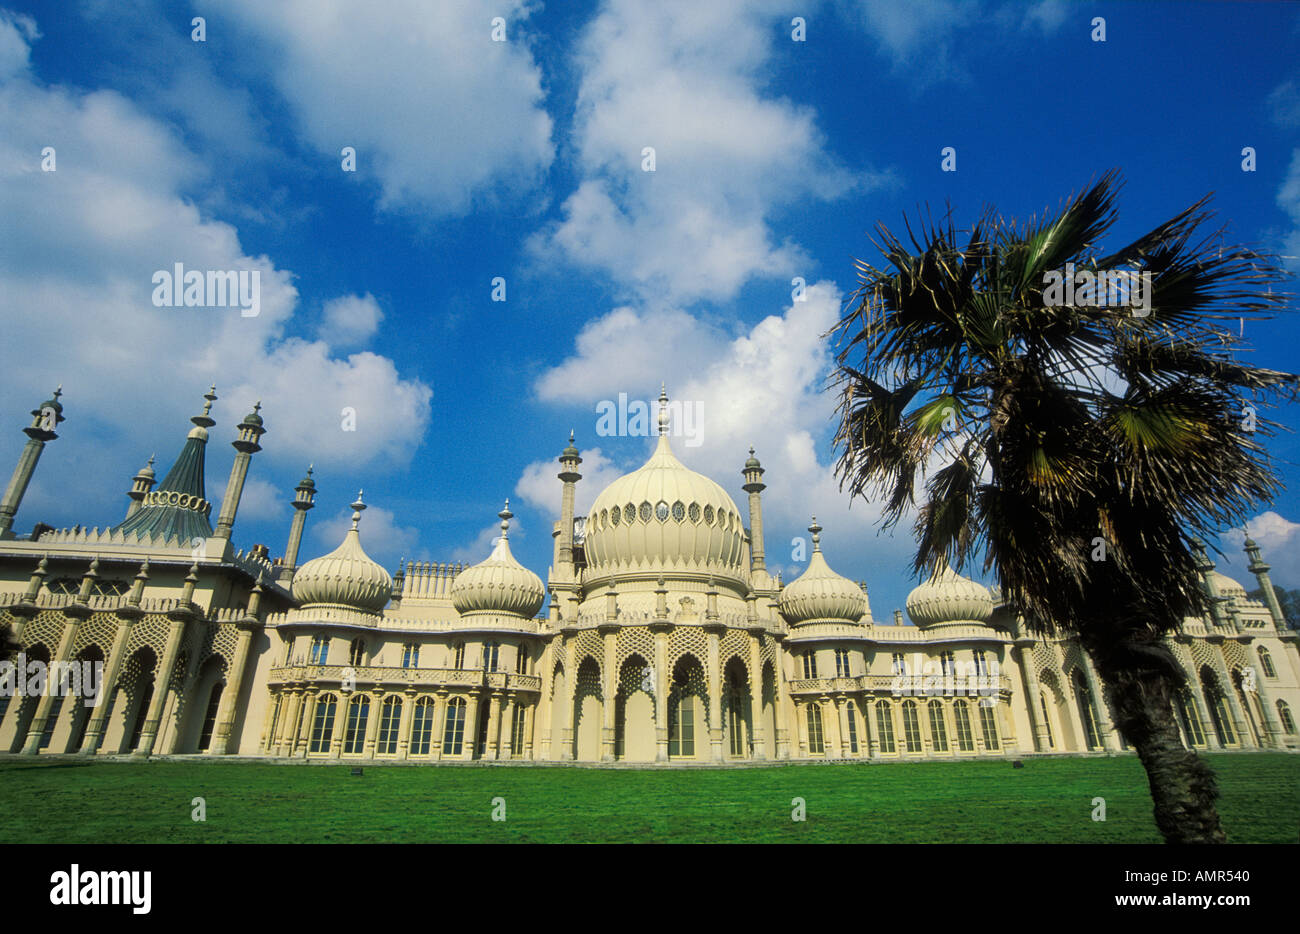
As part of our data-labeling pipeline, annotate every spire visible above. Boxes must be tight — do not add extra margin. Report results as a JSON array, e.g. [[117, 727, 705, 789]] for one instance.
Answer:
[[809, 516, 822, 553], [350, 490, 366, 530], [657, 382, 670, 435], [0, 385, 67, 538], [498, 498, 512, 541]]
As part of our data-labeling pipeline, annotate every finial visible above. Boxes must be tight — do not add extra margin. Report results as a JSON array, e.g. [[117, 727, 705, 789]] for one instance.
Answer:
[[350, 490, 366, 529], [749, 446, 755, 456], [202, 385, 217, 416], [808, 516, 822, 551], [657, 383, 670, 435], [499, 499, 513, 539], [569, 430, 575, 444], [147, 454, 155, 468], [53, 385, 63, 402], [253, 400, 262, 415]]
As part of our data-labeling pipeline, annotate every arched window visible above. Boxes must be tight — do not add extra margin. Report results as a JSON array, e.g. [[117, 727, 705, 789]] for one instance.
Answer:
[[483, 642, 499, 672], [453, 643, 465, 670], [1201, 669, 1236, 746], [901, 700, 922, 753], [978, 701, 1000, 751], [1177, 689, 1206, 747], [309, 635, 329, 665], [1277, 700, 1296, 734], [727, 676, 747, 757], [875, 701, 896, 753], [377, 696, 402, 755], [1039, 691, 1055, 749], [343, 695, 370, 754], [846, 703, 859, 754], [309, 693, 338, 753], [927, 699, 948, 752], [401, 644, 419, 669], [198, 681, 224, 752], [1074, 671, 1101, 750], [806, 704, 825, 755], [953, 700, 975, 752], [349, 638, 366, 667], [410, 697, 435, 756], [442, 697, 466, 755], [1258, 647, 1276, 679], [669, 693, 696, 758], [802, 652, 817, 680], [511, 704, 527, 757], [835, 648, 850, 678]]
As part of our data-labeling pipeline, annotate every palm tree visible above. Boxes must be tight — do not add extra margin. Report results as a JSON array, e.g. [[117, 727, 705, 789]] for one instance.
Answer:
[[829, 170, 1296, 843]]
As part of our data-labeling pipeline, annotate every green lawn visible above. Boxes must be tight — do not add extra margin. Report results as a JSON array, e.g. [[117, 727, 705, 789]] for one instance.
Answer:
[[1, 753, 1295, 843]]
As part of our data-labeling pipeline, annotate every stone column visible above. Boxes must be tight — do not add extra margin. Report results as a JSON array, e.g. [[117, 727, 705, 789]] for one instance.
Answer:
[[213, 619, 258, 754], [464, 693, 480, 759], [79, 614, 135, 755], [22, 613, 83, 754], [501, 695, 516, 759], [133, 613, 190, 757], [793, 698, 807, 757], [1016, 643, 1050, 752], [652, 624, 669, 761], [747, 632, 766, 758], [775, 644, 793, 759], [1244, 666, 1284, 748], [1078, 651, 1120, 751], [432, 691, 449, 760], [397, 690, 415, 759], [1212, 655, 1252, 745], [705, 624, 723, 762], [485, 691, 502, 760], [836, 696, 851, 757], [600, 624, 617, 761], [363, 691, 382, 757]]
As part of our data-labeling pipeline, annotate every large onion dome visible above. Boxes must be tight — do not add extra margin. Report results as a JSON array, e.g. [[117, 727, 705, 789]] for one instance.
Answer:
[[778, 518, 868, 624], [1209, 569, 1246, 599], [451, 501, 545, 618], [582, 386, 747, 580], [906, 560, 993, 628], [292, 493, 392, 614]]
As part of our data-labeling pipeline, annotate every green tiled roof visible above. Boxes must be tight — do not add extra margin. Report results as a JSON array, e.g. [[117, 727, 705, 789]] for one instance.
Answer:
[[113, 434, 213, 544]]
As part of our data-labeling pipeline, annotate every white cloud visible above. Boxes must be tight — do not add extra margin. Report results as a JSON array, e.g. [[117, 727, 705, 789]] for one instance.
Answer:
[[1222, 512, 1300, 590], [311, 504, 420, 571], [515, 446, 626, 519], [0, 9, 36, 78], [0, 17, 432, 531], [1278, 148, 1300, 273], [211, 0, 554, 217], [213, 477, 287, 527], [1268, 79, 1300, 129], [319, 293, 384, 348], [531, 0, 869, 304]]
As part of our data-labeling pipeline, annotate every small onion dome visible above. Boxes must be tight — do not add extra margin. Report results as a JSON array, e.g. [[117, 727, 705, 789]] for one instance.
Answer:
[[241, 401, 264, 427], [1209, 569, 1246, 599], [297, 465, 316, 490], [906, 560, 993, 628], [562, 431, 580, 459], [292, 492, 392, 613], [744, 447, 761, 470], [451, 501, 545, 618], [136, 454, 157, 481], [778, 518, 868, 624]]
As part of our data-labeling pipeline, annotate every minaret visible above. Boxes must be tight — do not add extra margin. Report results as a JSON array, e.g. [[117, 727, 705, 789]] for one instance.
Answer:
[[554, 431, 583, 574], [213, 401, 266, 541], [1244, 536, 1288, 630], [125, 455, 156, 519], [281, 465, 317, 576], [0, 386, 64, 539], [742, 446, 768, 579]]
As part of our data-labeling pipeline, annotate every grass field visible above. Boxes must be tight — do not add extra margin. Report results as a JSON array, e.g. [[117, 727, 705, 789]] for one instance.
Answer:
[[1, 753, 1296, 843]]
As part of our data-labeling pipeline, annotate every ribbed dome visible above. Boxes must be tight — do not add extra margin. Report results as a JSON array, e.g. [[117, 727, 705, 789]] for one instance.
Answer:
[[583, 432, 747, 580], [906, 561, 993, 628], [1209, 569, 1246, 598], [779, 519, 868, 624], [292, 495, 392, 614], [451, 502, 545, 618]]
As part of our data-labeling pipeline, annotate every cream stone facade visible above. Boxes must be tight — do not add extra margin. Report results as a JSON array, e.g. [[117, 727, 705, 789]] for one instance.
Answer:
[[1, 384, 1299, 764]]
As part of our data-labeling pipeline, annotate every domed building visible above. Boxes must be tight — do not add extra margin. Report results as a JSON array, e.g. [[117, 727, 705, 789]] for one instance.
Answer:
[[0, 383, 1298, 763]]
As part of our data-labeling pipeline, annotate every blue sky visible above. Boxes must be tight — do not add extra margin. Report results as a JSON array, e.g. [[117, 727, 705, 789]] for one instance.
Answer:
[[2, 0, 1299, 621]]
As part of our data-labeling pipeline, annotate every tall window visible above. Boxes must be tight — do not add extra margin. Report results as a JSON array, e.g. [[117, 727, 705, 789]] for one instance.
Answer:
[[875, 701, 896, 753], [1258, 647, 1276, 679], [442, 697, 466, 755], [349, 638, 366, 667], [198, 681, 223, 751], [265, 695, 282, 753], [973, 650, 988, 677], [1039, 691, 1055, 748], [410, 697, 435, 756], [309, 693, 338, 753], [978, 702, 1000, 750], [39, 694, 66, 751], [806, 704, 825, 755], [834, 648, 850, 678], [516, 647, 529, 674], [669, 692, 696, 758], [928, 700, 949, 752], [377, 696, 402, 755], [1203, 674, 1236, 746], [1074, 672, 1102, 750], [901, 700, 922, 753], [309, 636, 329, 665], [891, 653, 906, 675], [483, 642, 499, 672], [511, 704, 527, 757], [953, 700, 975, 751], [802, 652, 817, 679], [846, 703, 859, 754], [728, 685, 746, 757], [939, 651, 955, 678], [343, 695, 370, 754], [1277, 700, 1296, 734], [401, 644, 419, 669], [1177, 689, 1206, 747], [453, 643, 465, 670]]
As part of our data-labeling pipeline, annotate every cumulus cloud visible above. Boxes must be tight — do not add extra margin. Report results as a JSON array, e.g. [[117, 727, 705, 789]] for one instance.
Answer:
[[530, 0, 870, 304], [1221, 512, 1300, 589], [0, 16, 431, 530], [211, 0, 554, 216], [319, 293, 384, 347], [310, 503, 421, 571], [515, 446, 626, 519]]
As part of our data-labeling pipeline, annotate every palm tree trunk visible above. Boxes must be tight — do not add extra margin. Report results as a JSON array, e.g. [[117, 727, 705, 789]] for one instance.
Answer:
[[1091, 654, 1226, 843]]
